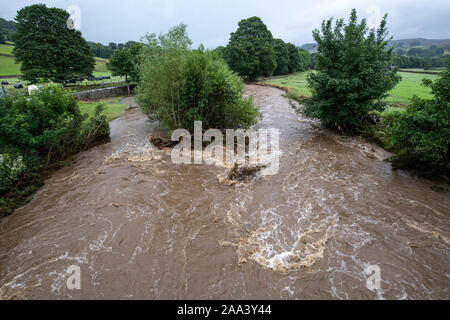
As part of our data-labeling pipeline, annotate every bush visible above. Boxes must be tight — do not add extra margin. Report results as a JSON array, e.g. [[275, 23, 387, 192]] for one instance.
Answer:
[[0, 154, 26, 193], [384, 60, 450, 180], [303, 9, 401, 134], [138, 24, 260, 132], [0, 85, 110, 215]]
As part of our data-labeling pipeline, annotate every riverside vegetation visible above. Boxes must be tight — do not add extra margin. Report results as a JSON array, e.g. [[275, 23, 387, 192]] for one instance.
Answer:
[[0, 86, 110, 215], [263, 10, 449, 184]]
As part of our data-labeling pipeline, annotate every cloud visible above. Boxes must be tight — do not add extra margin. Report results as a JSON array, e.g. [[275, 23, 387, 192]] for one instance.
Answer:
[[1, 0, 449, 47]]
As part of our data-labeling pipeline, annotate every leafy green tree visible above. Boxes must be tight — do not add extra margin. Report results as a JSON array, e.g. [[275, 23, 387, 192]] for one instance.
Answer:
[[298, 48, 311, 71], [225, 16, 276, 80], [286, 43, 301, 73], [303, 9, 401, 133], [107, 42, 143, 82], [384, 58, 449, 178], [12, 4, 94, 83], [0, 34, 5, 44], [273, 39, 290, 75], [212, 46, 226, 60], [88, 42, 114, 59], [137, 24, 259, 131]]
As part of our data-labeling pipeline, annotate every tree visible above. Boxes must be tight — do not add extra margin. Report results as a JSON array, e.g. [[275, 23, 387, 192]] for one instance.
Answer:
[[108, 42, 117, 50], [0, 35, 5, 44], [88, 42, 114, 59], [303, 9, 401, 133], [298, 49, 311, 71], [12, 4, 94, 83], [286, 43, 301, 73], [107, 42, 143, 83], [384, 58, 450, 178], [225, 17, 276, 80], [137, 24, 259, 132], [273, 39, 290, 75]]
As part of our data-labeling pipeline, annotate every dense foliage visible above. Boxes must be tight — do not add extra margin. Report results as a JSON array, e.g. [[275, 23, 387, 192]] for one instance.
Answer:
[[0, 85, 110, 215], [12, 4, 95, 83], [137, 24, 260, 132], [89, 41, 139, 59], [225, 17, 311, 80], [107, 42, 143, 82], [384, 59, 450, 179], [273, 39, 290, 76], [0, 18, 16, 41], [393, 54, 447, 69], [225, 17, 277, 81], [273, 40, 310, 75], [303, 9, 401, 133]]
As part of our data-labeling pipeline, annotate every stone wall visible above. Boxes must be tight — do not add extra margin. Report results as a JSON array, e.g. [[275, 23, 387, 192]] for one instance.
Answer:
[[75, 85, 136, 101]]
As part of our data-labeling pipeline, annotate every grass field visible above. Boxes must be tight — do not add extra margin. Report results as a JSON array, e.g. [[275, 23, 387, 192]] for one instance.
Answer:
[[0, 44, 14, 56], [0, 56, 21, 76], [386, 72, 438, 105], [94, 58, 109, 73], [78, 97, 128, 122], [262, 71, 439, 109]]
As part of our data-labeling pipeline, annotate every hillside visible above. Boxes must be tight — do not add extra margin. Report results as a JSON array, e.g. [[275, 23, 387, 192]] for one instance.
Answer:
[[0, 18, 16, 41]]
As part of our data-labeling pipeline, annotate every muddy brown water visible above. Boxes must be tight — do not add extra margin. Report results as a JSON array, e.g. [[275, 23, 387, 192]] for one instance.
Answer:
[[0, 86, 449, 300]]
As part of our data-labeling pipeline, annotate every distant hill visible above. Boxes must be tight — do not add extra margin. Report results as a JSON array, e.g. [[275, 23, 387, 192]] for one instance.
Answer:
[[300, 38, 450, 53], [0, 18, 16, 41], [300, 43, 317, 53]]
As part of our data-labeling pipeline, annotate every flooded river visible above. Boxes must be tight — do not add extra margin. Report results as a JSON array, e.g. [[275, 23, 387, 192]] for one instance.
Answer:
[[0, 85, 448, 299]]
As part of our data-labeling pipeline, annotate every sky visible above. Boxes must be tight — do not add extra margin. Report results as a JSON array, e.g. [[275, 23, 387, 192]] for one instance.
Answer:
[[2, 0, 450, 48]]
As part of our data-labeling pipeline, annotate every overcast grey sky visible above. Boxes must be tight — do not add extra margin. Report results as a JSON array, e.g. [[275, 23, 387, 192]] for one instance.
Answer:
[[2, 0, 450, 48]]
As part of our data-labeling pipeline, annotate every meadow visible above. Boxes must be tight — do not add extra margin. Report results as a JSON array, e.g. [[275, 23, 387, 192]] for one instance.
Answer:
[[0, 56, 21, 76], [0, 44, 14, 55], [78, 97, 128, 122], [262, 71, 439, 109]]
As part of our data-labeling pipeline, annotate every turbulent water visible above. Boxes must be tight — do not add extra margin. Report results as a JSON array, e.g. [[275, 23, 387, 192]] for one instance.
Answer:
[[0, 86, 449, 300]]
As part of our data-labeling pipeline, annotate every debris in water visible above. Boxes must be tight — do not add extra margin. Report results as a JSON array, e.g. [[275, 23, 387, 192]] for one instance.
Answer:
[[150, 136, 179, 150], [217, 163, 266, 186]]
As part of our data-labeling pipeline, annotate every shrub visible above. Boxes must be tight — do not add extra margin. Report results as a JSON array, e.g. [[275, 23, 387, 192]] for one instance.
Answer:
[[0, 154, 26, 193], [384, 60, 450, 180], [137, 24, 260, 132], [0, 85, 110, 215], [303, 9, 401, 134]]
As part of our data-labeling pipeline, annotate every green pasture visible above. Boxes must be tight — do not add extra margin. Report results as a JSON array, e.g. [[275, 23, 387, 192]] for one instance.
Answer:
[[263, 71, 439, 109]]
